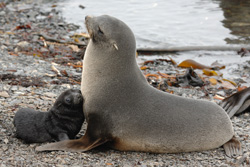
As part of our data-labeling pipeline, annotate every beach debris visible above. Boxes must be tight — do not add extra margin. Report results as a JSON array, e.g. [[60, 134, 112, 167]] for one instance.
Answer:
[[79, 4, 85, 9], [140, 66, 149, 70], [238, 86, 248, 92], [0, 74, 45, 87], [178, 59, 212, 69], [214, 94, 224, 100], [203, 69, 221, 76], [14, 24, 31, 31], [178, 59, 225, 70], [211, 61, 225, 69], [176, 68, 204, 87], [51, 63, 62, 76], [238, 48, 250, 57], [222, 78, 237, 86], [143, 58, 177, 66], [0, 2, 6, 8], [219, 80, 236, 90], [209, 78, 217, 85]]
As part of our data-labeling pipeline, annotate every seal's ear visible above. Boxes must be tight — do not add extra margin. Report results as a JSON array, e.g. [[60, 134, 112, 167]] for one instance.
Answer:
[[113, 43, 118, 50]]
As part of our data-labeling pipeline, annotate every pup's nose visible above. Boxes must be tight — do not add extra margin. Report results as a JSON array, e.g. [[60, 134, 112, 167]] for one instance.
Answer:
[[75, 89, 81, 94]]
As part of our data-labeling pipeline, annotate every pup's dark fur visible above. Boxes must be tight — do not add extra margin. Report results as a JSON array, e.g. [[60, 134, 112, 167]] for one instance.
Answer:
[[14, 89, 84, 143]]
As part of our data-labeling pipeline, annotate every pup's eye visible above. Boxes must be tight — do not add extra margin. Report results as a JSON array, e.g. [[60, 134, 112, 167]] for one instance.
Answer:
[[98, 26, 104, 35], [65, 97, 71, 103]]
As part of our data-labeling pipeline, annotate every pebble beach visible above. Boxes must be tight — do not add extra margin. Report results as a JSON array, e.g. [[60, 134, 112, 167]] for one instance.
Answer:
[[1, 1, 250, 166]]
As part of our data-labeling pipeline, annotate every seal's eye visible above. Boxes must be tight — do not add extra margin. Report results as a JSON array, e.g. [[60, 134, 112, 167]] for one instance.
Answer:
[[65, 97, 71, 104], [98, 26, 104, 35]]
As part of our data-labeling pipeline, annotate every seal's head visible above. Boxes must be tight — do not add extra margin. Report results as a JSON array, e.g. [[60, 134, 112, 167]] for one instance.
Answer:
[[85, 15, 136, 57], [53, 89, 84, 115]]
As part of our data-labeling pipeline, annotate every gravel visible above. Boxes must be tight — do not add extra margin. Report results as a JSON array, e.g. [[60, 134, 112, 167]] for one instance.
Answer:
[[1, 1, 250, 167]]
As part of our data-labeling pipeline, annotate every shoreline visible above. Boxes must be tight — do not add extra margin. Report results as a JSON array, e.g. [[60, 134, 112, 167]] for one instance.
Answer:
[[1, 1, 250, 166]]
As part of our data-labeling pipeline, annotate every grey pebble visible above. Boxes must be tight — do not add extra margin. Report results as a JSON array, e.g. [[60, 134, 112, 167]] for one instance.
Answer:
[[17, 41, 29, 48]]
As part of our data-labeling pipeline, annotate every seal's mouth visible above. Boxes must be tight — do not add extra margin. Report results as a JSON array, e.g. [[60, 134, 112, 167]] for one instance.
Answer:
[[85, 15, 93, 39]]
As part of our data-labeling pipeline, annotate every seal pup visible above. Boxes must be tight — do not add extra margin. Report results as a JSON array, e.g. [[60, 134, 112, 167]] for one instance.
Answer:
[[36, 15, 241, 157], [220, 87, 250, 118], [14, 89, 84, 143]]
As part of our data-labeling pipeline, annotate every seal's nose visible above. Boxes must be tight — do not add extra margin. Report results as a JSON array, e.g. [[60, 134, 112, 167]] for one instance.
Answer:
[[85, 15, 93, 21]]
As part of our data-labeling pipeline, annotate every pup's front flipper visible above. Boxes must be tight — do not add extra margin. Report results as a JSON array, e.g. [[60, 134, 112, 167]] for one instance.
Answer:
[[58, 133, 69, 141]]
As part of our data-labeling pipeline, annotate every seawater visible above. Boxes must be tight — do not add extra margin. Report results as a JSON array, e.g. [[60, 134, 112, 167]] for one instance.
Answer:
[[55, 0, 250, 77], [56, 0, 235, 48]]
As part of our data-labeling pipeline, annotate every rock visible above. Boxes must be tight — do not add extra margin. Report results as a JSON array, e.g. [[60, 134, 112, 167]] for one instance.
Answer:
[[0, 91, 10, 98], [3, 138, 9, 144], [44, 92, 57, 98], [1, 45, 7, 50], [40, 47, 49, 52], [216, 90, 226, 96], [17, 41, 29, 48], [0, 11, 6, 16], [10, 99, 22, 105], [32, 35, 39, 41], [26, 10, 38, 21], [10, 86, 18, 91]]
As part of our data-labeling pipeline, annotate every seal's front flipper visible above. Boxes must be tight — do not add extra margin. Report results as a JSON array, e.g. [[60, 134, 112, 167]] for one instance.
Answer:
[[36, 133, 108, 152], [223, 136, 242, 157]]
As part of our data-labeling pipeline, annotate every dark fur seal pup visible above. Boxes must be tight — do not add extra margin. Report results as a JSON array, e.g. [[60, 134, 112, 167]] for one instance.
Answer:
[[36, 15, 241, 157], [220, 87, 250, 118], [14, 89, 84, 143]]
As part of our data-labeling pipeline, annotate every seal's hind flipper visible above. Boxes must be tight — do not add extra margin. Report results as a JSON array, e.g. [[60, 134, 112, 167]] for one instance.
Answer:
[[220, 87, 250, 118], [235, 99, 250, 115], [36, 134, 108, 152], [223, 136, 242, 157]]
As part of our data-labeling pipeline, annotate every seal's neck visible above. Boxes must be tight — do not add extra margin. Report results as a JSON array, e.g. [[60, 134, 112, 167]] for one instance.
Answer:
[[83, 40, 139, 79]]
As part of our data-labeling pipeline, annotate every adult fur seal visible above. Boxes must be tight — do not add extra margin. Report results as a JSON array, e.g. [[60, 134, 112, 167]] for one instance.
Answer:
[[220, 87, 250, 118], [14, 89, 84, 143], [36, 15, 241, 157]]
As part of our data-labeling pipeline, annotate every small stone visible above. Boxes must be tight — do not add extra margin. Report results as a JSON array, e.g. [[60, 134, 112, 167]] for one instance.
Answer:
[[2, 146, 8, 152], [3, 138, 9, 144], [216, 90, 225, 96], [0, 91, 10, 98], [32, 35, 39, 41], [44, 92, 57, 98], [10, 99, 22, 105], [1, 45, 7, 50], [14, 91, 25, 95], [40, 47, 49, 52], [0, 11, 6, 16], [11, 86, 18, 91], [17, 41, 30, 48], [49, 44, 54, 51], [14, 47, 19, 53]]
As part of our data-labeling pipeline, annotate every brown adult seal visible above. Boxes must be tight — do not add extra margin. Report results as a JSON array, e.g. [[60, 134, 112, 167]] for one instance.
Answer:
[[36, 15, 241, 157]]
